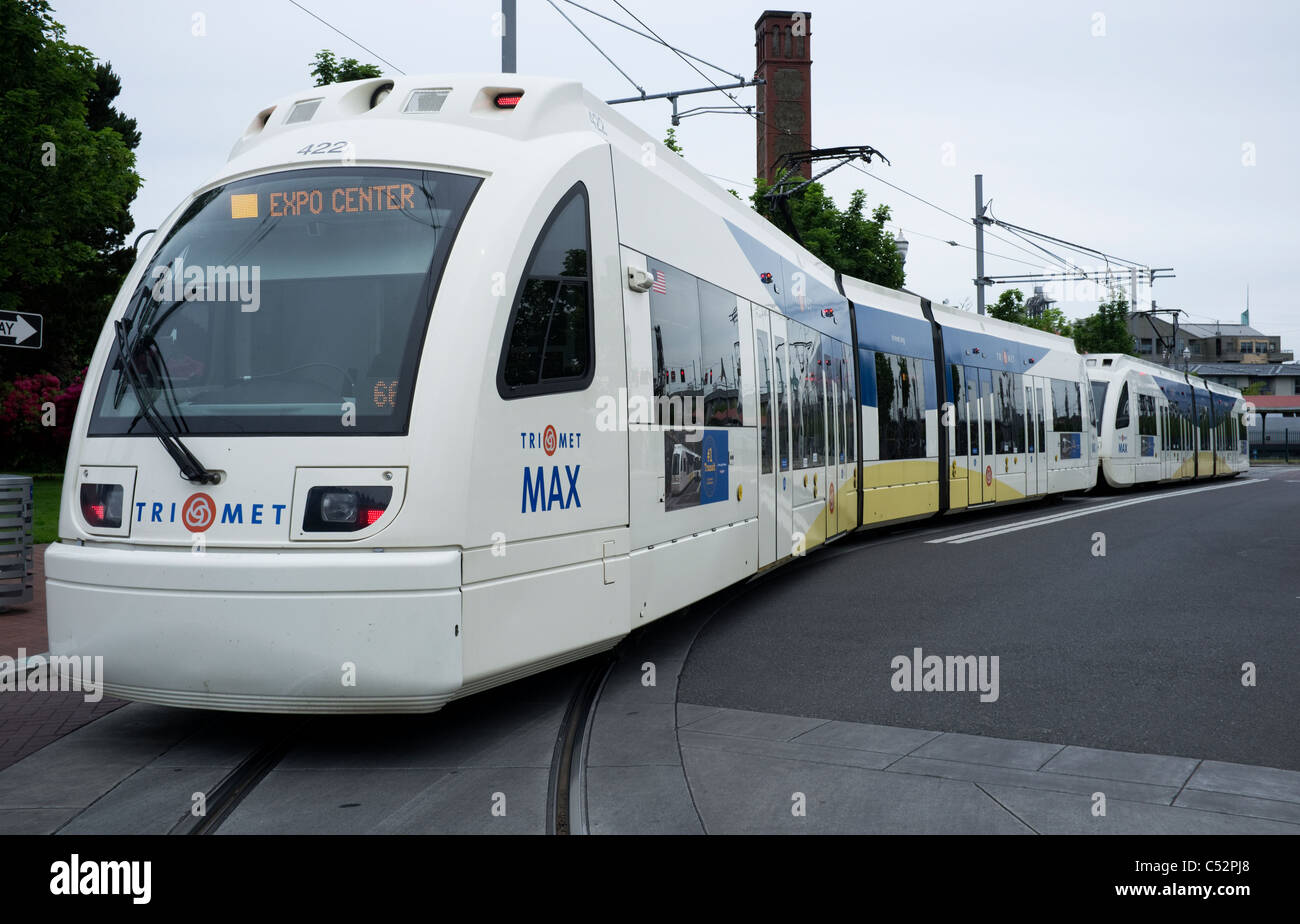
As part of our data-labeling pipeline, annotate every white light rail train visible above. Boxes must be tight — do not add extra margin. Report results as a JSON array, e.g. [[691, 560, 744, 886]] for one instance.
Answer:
[[1086, 354, 1249, 487], [47, 75, 1244, 712]]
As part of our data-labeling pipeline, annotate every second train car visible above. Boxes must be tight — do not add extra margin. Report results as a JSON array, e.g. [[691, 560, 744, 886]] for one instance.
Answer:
[[1086, 353, 1249, 487]]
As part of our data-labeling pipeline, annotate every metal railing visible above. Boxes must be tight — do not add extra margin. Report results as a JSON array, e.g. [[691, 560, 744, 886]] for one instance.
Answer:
[[1251, 430, 1300, 462], [0, 475, 34, 609]]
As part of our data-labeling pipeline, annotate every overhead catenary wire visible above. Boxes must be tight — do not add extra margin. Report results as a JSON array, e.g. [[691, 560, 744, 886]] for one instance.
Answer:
[[985, 213, 1146, 269], [574, 2, 1162, 296], [289, 3, 1206, 326], [985, 213, 1097, 280], [589, 1, 1043, 275], [545, 0, 645, 96], [559, 0, 743, 81], [286, 0, 407, 75], [893, 226, 1044, 270]]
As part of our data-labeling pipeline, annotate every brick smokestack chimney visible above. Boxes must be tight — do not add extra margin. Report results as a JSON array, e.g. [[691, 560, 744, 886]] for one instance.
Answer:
[[755, 10, 812, 183]]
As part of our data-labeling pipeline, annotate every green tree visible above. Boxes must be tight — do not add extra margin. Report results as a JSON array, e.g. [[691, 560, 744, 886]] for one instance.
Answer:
[[989, 287, 1073, 337], [1242, 381, 1267, 396], [663, 126, 683, 155], [310, 49, 382, 86], [753, 179, 904, 289], [1072, 289, 1136, 355], [1034, 303, 1072, 337], [989, 288, 1028, 325], [0, 0, 141, 382]]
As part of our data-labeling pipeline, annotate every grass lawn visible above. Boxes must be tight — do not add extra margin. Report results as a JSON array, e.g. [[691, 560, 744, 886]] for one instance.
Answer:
[[26, 474, 63, 545]]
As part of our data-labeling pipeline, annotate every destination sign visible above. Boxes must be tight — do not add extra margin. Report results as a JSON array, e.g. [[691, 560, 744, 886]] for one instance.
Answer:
[[230, 183, 417, 220]]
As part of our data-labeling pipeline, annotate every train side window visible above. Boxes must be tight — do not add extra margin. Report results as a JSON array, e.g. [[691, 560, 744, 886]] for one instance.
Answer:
[[1090, 381, 1107, 436], [1009, 372, 1026, 453], [951, 364, 968, 456], [877, 351, 926, 460], [1114, 382, 1130, 429], [807, 331, 825, 465], [698, 279, 743, 426], [497, 183, 593, 398], [756, 326, 773, 474], [647, 259, 702, 425], [776, 337, 790, 471], [1025, 383, 1034, 452], [1138, 394, 1157, 436], [1051, 378, 1082, 432], [993, 372, 1012, 454], [787, 331, 806, 466], [842, 347, 856, 463], [1036, 387, 1045, 449]]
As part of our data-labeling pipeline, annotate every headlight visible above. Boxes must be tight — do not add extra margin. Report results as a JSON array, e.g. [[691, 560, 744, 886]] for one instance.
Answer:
[[302, 485, 392, 532]]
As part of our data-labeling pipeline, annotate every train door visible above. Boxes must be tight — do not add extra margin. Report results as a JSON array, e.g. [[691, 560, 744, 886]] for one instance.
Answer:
[[837, 339, 858, 534], [786, 320, 825, 548], [1170, 405, 1180, 480], [823, 338, 842, 538], [754, 309, 777, 568], [1025, 380, 1039, 496], [978, 368, 995, 502], [964, 365, 980, 505], [771, 316, 794, 559], [1035, 383, 1047, 494]]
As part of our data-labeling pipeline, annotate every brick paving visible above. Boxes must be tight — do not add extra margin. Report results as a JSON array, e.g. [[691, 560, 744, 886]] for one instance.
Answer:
[[0, 544, 127, 771]]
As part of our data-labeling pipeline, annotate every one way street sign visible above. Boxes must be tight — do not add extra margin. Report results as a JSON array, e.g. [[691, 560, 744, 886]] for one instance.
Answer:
[[0, 311, 43, 350]]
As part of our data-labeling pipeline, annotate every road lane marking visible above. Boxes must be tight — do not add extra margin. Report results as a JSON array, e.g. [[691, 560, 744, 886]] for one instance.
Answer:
[[926, 478, 1267, 544]]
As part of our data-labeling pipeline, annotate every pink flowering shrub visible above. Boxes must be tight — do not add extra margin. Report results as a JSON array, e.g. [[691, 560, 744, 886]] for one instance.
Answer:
[[0, 369, 85, 471]]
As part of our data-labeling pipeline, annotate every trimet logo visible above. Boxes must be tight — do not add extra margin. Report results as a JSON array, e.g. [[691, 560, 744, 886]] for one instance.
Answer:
[[182, 492, 215, 531], [521, 424, 582, 513], [521, 424, 580, 455], [134, 492, 288, 530]]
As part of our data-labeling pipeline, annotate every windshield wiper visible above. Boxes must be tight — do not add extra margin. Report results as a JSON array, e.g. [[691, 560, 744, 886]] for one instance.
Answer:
[[113, 318, 220, 485]]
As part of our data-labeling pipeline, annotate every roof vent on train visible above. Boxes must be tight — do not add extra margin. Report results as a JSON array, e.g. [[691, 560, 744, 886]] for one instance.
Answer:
[[240, 105, 276, 139], [284, 98, 323, 124], [369, 81, 394, 108], [403, 88, 451, 113]]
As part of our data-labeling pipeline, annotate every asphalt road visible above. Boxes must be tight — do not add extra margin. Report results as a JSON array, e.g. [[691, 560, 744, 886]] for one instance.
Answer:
[[679, 467, 1300, 771]]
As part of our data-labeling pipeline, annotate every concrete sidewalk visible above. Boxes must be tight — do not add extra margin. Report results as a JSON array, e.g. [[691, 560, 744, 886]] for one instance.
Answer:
[[676, 706, 1300, 834], [583, 609, 1300, 835], [0, 544, 126, 771]]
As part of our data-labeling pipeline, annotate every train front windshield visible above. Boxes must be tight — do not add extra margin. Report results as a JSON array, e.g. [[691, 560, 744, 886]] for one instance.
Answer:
[[89, 167, 480, 436]]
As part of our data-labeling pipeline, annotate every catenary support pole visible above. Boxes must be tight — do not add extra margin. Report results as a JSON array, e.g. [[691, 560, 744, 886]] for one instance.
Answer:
[[974, 174, 986, 316], [502, 0, 516, 73]]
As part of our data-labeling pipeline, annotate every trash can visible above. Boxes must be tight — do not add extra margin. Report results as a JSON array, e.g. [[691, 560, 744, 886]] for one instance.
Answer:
[[0, 474, 35, 609]]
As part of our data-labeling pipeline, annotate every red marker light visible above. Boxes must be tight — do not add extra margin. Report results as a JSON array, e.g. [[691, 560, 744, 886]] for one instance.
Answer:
[[494, 92, 523, 108], [364, 508, 384, 526]]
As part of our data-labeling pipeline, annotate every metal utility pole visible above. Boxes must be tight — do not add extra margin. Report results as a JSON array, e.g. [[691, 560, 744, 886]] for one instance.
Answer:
[[501, 0, 516, 73], [974, 174, 987, 315]]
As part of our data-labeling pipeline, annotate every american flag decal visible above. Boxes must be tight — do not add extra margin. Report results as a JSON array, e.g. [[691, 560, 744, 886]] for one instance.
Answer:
[[651, 270, 667, 294]]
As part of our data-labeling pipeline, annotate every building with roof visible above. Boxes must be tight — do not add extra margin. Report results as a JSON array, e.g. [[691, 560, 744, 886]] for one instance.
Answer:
[[1127, 315, 1292, 366], [1188, 362, 1300, 397], [1241, 394, 1300, 460]]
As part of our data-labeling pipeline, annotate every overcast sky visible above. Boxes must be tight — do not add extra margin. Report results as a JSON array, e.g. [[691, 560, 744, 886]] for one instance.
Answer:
[[53, 0, 1300, 348]]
